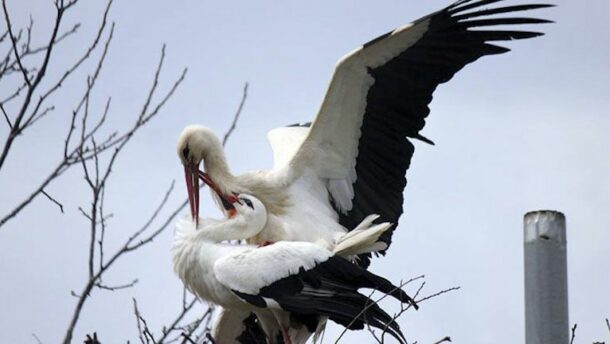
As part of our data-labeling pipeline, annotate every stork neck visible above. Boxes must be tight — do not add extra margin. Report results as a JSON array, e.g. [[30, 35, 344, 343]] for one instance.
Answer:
[[195, 216, 263, 243], [204, 145, 237, 194]]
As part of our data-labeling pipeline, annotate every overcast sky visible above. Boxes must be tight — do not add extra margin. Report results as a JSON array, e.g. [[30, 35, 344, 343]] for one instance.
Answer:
[[1, 0, 609, 343]]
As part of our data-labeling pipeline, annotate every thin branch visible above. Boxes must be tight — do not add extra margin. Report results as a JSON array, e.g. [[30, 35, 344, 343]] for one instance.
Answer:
[[133, 298, 157, 344], [0, 0, 111, 173], [23, 16, 114, 132], [62, 182, 182, 344], [2, 0, 31, 87], [31, 333, 43, 344], [157, 298, 198, 343], [0, 81, 27, 104], [0, 31, 189, 229], [180, 334, 197, 344], [569, 323, 576, 344], [95, 279, 138, 291], [1, 103, 12, 129], [24, 105, 55, 127], [222, 82, 248, 146], [415, 286, 461, 303], [41, 189, 64, 213], [335, 276, 424, 344], [433, 337, 452, 344]]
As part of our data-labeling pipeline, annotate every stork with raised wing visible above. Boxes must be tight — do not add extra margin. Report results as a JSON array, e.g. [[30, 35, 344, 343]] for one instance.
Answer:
[[173, 194, 416, 344], [178, 0, 553, 266]]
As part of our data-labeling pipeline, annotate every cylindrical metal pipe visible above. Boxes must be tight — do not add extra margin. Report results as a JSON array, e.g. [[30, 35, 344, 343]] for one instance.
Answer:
[[524, 210, 569, 344]]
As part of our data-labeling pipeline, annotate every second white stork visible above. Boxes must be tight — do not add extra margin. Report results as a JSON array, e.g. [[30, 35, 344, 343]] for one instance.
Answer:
[[173, 194, 417, 344], [178, 0, 553, 266]]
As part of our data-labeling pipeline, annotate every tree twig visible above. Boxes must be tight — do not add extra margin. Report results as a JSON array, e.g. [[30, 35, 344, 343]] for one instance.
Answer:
[[0, 0, 70, 170], [222, 82, 248, 147], [41, 189, 64, 213], [433, 336, 452, 344], [335, 275, 425, 344], [1, 0, 31, 87]]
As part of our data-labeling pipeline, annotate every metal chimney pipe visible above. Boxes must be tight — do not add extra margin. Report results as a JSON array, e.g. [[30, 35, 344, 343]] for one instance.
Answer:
[[524, 210, 569, 344]]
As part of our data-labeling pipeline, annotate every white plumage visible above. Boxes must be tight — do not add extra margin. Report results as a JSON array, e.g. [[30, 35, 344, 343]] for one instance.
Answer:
[[178, 0, 552, 266], [173, 193, 412, 343], [175, 0, 552, 342]]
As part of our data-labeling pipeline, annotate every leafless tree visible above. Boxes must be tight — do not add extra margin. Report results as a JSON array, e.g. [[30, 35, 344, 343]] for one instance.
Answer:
[[0, 0, 239, 342]]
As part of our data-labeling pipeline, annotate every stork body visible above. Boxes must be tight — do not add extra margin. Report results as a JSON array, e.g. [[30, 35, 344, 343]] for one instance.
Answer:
[[172, 195, 268, 310], [173, 194, 415, 343], [211, 212, 401, 343]]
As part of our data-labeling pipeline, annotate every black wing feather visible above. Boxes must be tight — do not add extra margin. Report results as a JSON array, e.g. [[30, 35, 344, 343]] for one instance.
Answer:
[[333, 0, 551, 266], [233, 256, 417, 343], [235, 313, 269, 344]]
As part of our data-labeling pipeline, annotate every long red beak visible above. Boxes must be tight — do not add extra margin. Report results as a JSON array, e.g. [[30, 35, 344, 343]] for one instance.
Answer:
[[184, 163, 200, 225], [198, 171, 241, 205], [184, 166, 241, 225]]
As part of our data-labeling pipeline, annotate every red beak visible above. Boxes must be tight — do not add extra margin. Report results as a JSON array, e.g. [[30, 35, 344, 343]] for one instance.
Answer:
[[185, 166, 242, 225], [198, 171, 242, 206], [184, 164, 200, 225]]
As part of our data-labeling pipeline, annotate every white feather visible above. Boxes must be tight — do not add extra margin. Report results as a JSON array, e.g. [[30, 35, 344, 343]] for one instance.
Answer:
[[333, 219, 391, 257], [284, 19, 431, 212], [215, 241, 332, 295], [267, 126, 310, 170]]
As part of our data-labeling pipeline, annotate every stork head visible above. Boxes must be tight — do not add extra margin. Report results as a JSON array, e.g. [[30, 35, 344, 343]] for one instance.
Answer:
[[232, 194, 267, 236], [177, 125, 237, 224]]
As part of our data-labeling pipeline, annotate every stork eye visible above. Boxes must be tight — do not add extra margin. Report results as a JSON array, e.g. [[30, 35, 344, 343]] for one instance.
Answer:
[[182, 144, 190, 160], [241, 198, 254, 209]]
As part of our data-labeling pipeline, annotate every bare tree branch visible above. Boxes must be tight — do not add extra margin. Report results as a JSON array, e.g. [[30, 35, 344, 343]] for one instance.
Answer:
[[95, 278, 138, 291], [41, 189, 64, 213], [339, 275, 459, 344], [569, 323, 576, 344], [0, 1, 115, 227], [1, 103, 12, 128], [2, 3, 249, 338], [433, 336, 452, 344], [335, 275, 425, 344], [1, 0, 31, 87], [133, 298, 158, 344], [0, 0, 73, 169], [222, 82, 248, 147], [31, 333, 43, 344]]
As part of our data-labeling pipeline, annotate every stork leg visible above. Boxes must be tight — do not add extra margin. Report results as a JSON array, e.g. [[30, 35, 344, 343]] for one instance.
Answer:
[[270, 311, 292, 344], [278, 323, 292, 344]]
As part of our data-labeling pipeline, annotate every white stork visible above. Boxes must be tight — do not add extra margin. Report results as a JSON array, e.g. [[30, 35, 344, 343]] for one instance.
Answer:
[[178, 0, 552, 266], [172, 194, 417, 344], [210, 212, 407, 344]]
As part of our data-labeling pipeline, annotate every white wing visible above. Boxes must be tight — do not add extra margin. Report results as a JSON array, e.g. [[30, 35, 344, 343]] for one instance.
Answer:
[[214, 241, 332, 295], [281, 0, 551, 251], [266, 125, 310, 170]]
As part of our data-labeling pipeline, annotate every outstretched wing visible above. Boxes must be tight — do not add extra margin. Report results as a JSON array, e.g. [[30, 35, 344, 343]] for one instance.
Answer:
[[284, 0, 552, 255], [214, 242, 415, 343], [266, 123, 311, 170]]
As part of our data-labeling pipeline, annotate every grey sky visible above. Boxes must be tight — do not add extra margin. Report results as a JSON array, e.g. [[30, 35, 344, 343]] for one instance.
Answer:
[[1, 0, 609, 343]]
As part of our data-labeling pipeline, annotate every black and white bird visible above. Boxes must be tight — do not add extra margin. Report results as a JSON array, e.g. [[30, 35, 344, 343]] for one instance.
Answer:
[[173, 194, 417, 344], [212, 212, 407, 344], [178, 0, 552, 266]]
